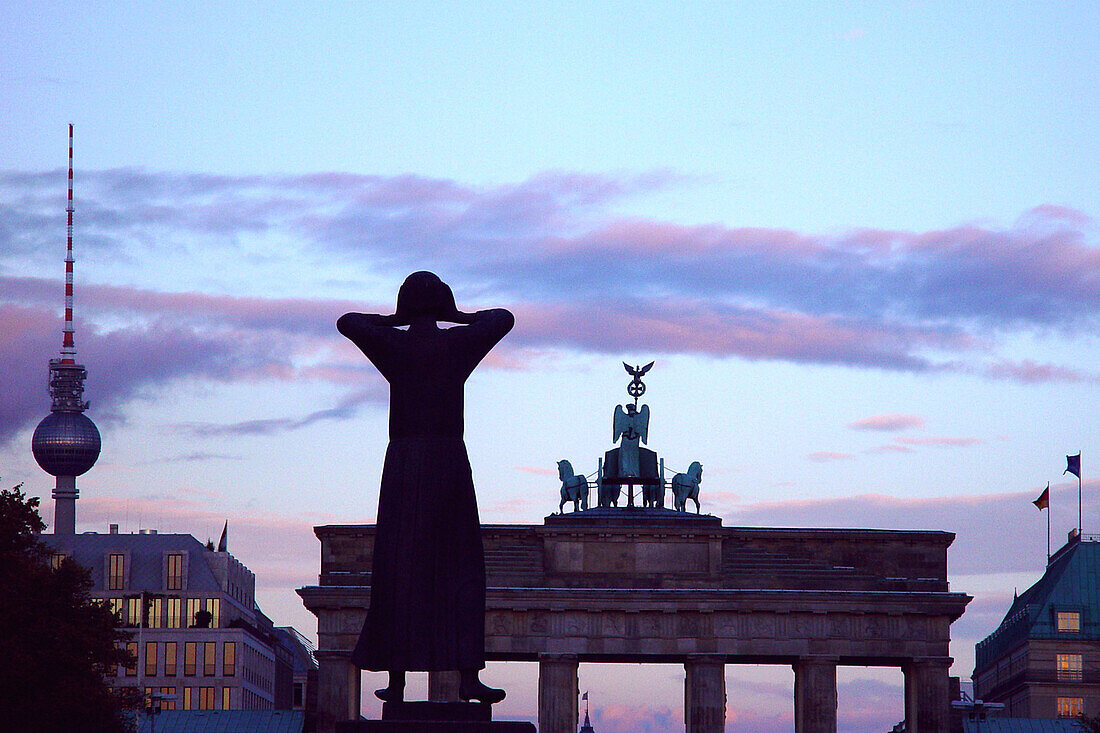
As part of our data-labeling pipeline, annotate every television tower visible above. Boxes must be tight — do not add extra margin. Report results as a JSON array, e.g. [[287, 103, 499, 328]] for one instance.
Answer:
[[31, 124, 101, 534]]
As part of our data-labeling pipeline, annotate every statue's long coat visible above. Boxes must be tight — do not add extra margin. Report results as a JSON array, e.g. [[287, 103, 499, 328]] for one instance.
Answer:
[[338, 309, 514, 671]]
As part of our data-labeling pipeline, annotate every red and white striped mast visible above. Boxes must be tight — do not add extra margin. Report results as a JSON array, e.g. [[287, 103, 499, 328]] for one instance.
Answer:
[[62, 122, 76, 363]]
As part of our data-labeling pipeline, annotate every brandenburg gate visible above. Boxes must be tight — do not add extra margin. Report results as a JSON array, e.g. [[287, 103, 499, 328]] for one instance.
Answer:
[[299, 510, 970, 732]]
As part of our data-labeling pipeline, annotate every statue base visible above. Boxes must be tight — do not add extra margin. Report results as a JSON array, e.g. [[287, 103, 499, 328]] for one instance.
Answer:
[[336, 702, 536, 733]]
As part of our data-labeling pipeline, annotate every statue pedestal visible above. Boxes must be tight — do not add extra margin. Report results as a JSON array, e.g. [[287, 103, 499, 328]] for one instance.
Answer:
[[336, 702, 536, 733]]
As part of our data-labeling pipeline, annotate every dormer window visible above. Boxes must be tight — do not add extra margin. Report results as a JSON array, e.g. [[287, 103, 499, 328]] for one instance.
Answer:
[[108, 554, 125, 590], [1057, 611, 1081, 633], [166, 554, 184, 590]]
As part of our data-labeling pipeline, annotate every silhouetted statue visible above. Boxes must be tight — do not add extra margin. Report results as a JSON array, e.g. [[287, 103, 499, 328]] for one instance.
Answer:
[[613, 402, 650, 477], [557, 459, 589, 513], [337, 271, 514, 704], [671, 461, 703, 513]]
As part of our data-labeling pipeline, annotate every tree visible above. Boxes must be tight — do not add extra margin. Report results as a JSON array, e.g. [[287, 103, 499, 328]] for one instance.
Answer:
[[0, 482, 139, 732], [1080, 714, 1100, 732]]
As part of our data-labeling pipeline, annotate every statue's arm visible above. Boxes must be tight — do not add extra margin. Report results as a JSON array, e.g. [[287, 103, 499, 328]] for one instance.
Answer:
[[336, 312, 405, 338]]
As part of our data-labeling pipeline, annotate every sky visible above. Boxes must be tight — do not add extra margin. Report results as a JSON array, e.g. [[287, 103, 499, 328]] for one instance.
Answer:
[[3, 2, 1100, 729]]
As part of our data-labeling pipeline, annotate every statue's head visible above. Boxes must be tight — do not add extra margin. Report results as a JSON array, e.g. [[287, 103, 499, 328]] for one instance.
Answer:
[[396, 271, 456, 321], [625, 403, 637, 414], [557, 459, 572, 479]]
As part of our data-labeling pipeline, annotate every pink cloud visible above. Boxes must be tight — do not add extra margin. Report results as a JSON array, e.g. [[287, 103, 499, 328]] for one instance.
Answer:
[[896, 436, 982, 447], [808, 451, 854, 462], [848, 414, 925, 431], [984, 359, 1096, 384], [863, 444, 916, 454]]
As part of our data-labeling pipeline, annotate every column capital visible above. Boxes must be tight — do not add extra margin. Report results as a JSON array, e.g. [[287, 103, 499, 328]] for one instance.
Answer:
[[905, 656, 954, 669], [795, 655, 840, 665], [538, 653, 578, 663], [684, 654, 727, 666]]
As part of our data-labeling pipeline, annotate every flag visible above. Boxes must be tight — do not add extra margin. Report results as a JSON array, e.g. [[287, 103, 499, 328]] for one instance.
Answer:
[[1066, 453, 1082, 479], [1033, 484, 1049, 511], [582, 692, 588, 701], [217, 520, 228, 552]]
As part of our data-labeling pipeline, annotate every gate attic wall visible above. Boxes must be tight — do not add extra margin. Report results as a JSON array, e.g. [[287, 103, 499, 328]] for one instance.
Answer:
[[299, 510, 970, 733]]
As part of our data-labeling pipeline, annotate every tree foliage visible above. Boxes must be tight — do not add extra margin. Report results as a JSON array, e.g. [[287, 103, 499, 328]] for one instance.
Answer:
[[0, 482, 139, 732]]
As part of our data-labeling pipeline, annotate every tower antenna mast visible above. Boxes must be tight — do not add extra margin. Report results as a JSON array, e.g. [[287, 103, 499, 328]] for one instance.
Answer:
[[62, 122, 76, 362]]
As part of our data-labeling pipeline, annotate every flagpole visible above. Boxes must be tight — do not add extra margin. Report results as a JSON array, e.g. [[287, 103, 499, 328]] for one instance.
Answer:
[[1047, 499, 1051, 563]]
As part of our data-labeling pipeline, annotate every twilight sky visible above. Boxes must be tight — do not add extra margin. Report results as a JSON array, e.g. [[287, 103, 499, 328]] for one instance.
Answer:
[[3, 3, 1100, 730]]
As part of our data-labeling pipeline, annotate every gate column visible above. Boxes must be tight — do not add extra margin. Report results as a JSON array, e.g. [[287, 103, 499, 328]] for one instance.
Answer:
[[428, 670, 461, 701], [538, 653, 578, 733], [904, 657, 953, 733], [794, 656, 837, 733], [684, 655, 726, 733], [314, 650, 360, 733]]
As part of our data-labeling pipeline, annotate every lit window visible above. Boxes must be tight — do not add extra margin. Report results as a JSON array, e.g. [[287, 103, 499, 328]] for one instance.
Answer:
[[148, 598, 163, 628], [164, 642, 177, 676], [186, 598, 201, 627], [222, 686, 231, 710], [1058, 611, 1081, 632], [183, 687, 193, 710], [160, 687, 176, 710], [207, 598, 220, 628], [184, 642, 197, 676], [1057, 653, 1083, 681], [109, 554, 125, 590], [51, 553, 66, 569], [204, 642, 217, 676], [109, 597, 124, 621], [223, 642, 236, 677], [1058, 696, 1084, 716], [127, 597, 141, 627], [166, 554, 184, 590], [145, 641, 158, 677], [124, 641, 138, 676], [199, 687, 216, 710], [167, 598, 181, 628]]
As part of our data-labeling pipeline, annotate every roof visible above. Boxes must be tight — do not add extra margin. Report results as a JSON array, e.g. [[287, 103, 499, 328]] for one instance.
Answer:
[[136, 710, 305, 733], [42, 532, 232, 594], [962, 719, 1081, 733], [976, 535, 1100, 668]]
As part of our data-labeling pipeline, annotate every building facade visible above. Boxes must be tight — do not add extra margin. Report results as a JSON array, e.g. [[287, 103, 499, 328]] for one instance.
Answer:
[[44, 527, 316, 714], [974, 532, 1100, 717]]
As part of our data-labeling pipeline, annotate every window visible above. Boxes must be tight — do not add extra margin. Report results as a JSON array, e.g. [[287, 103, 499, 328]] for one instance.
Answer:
[[147, 597, 163, 628], [183, 687, 193, 710], [167, 597, 181, 628], [1058, 611, 1081, 632], [1058, 696, 1084, 717], [1057, 653, 1083, 681], [109, 597, 124, 621], [293, 682, 304, 708], [204, 642, 217, 676], [126, 597, 141, 627], [199, 687, 216, 710], [51, 553, 66, 569], [159, 687, 176, 710], [145, 641, 158, 677], [124, 642, 138, 676], [164, 642, 177, 676], [222, 687, 231, 710], [108, 554, 125, 590], [186, 598, 201, 627], [184, 642, 197, 676], [223, 642, 236, 677], [166, 553, 184, 590], [207, 598, 220, 628]]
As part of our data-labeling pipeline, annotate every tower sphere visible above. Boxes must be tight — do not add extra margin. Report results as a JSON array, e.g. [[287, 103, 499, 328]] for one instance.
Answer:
[[32, 411, 101, 476]]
